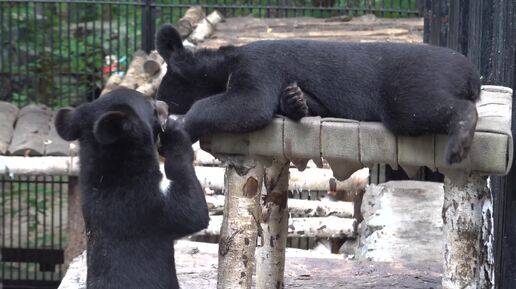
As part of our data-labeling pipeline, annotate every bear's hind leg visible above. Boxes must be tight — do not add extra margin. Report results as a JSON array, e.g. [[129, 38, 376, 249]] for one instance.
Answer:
[[445, 101, 477, 164], [381, 95, 477, 165]]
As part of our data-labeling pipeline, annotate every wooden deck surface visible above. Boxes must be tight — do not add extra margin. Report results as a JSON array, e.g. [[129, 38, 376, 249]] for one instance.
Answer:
[[175, 241, 441, 289], [200, 16, 423, 49]]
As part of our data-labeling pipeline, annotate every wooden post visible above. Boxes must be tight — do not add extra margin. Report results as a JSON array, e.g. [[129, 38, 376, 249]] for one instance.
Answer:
[[217, 157, 263, 289], [256, 159, 290, 289], [442, 173, 494, 289], [64, 176, 86, 267]]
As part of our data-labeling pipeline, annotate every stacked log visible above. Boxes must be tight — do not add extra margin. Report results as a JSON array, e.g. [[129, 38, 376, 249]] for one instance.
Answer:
[[189, 10, 224, 44], [99, 9, 223, 98], [177, 6, 205, 39]]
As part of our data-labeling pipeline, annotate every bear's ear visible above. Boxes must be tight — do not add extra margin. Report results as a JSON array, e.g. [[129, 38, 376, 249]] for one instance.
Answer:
[[55, 108, 81, 141], [93, 111, 136, 144], [156, 24, 184, 61]]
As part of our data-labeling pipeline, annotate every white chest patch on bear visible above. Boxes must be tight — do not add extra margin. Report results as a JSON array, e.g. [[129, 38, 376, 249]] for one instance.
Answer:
[[160, 175, 171, 196]]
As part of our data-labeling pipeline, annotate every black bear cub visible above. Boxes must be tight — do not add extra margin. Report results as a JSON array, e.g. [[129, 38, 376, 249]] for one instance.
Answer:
[[156, 24, 481, 164], [55, 88, 209, 289]]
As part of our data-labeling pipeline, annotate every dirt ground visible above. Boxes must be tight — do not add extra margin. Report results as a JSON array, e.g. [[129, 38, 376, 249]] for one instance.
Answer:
[[175, 241, 441, 289], [200, 15, 424, 49]]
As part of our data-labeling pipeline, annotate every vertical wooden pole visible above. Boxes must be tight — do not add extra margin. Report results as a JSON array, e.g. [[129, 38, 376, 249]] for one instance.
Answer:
[[256, 159, 290, 289], [217, 157, 263, 289], [442, 173, 494, 289], [64, 176, 86, 267]]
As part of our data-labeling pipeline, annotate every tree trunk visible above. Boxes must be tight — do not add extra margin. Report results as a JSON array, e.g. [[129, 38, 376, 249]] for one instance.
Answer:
[[442, 173, 494, 289], [217, 157, 263, 289], [256, 159, 290, 289]]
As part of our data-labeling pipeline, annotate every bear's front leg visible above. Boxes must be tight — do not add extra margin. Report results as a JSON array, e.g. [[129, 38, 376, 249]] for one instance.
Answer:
[[182, 89, 276, 141], [159, 120, 209, 238]]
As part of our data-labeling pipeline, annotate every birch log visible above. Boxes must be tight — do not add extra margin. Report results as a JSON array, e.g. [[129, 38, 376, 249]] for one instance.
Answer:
[[256, 159, 290, 289], [118, 50, 148, 89], [217, 157, 263, 289], [206, 195, 354, 217], [198, 215, 356, 238], [189, 10, 224, 44], [442, 173, 494, 289], [0, 158, 366, 196], [136, 61, 167, 98], [143, 50, 165, 76], [100, 74, 123, 96]]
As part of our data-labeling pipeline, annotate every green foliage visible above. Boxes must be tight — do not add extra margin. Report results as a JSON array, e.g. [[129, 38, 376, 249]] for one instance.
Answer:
[[1, 2, 141, 108]]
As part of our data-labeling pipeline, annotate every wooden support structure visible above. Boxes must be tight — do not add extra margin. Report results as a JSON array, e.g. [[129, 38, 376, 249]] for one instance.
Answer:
[[217, 157, 263, 289], [441, 173, 494, 289], [64, 177, 86, 267]]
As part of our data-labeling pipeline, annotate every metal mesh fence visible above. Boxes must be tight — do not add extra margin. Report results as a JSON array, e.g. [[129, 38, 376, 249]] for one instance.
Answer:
[[0, 175, 68, 288], [0, 0, 420, 108]]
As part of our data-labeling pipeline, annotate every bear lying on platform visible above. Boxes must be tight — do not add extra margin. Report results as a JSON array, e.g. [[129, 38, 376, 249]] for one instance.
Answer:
[[55, 89, 209, 289], [155, 24, 480, 164]]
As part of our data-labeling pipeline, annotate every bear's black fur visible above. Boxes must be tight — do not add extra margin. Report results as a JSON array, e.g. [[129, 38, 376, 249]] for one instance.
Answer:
[[156, 24, 480, 164], [55, 89, 209, 289]]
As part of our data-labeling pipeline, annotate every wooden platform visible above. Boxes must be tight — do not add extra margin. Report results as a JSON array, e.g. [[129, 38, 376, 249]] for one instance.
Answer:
[[175, 241, 442, 289], [200, 16, 423, 49]]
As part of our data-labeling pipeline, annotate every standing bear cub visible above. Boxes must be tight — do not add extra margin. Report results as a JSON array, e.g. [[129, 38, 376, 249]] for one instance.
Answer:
[[156, 24, 481, 164], [55, 89, 209, 289]]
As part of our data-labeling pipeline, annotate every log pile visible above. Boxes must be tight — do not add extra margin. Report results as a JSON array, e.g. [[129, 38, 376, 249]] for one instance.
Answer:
[[99, 8, 223, 98]]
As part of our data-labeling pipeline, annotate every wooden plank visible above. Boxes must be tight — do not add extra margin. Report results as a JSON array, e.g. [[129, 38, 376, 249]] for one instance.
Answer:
[[8, 105, 53, 156], [0, 101, 19, 154]]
